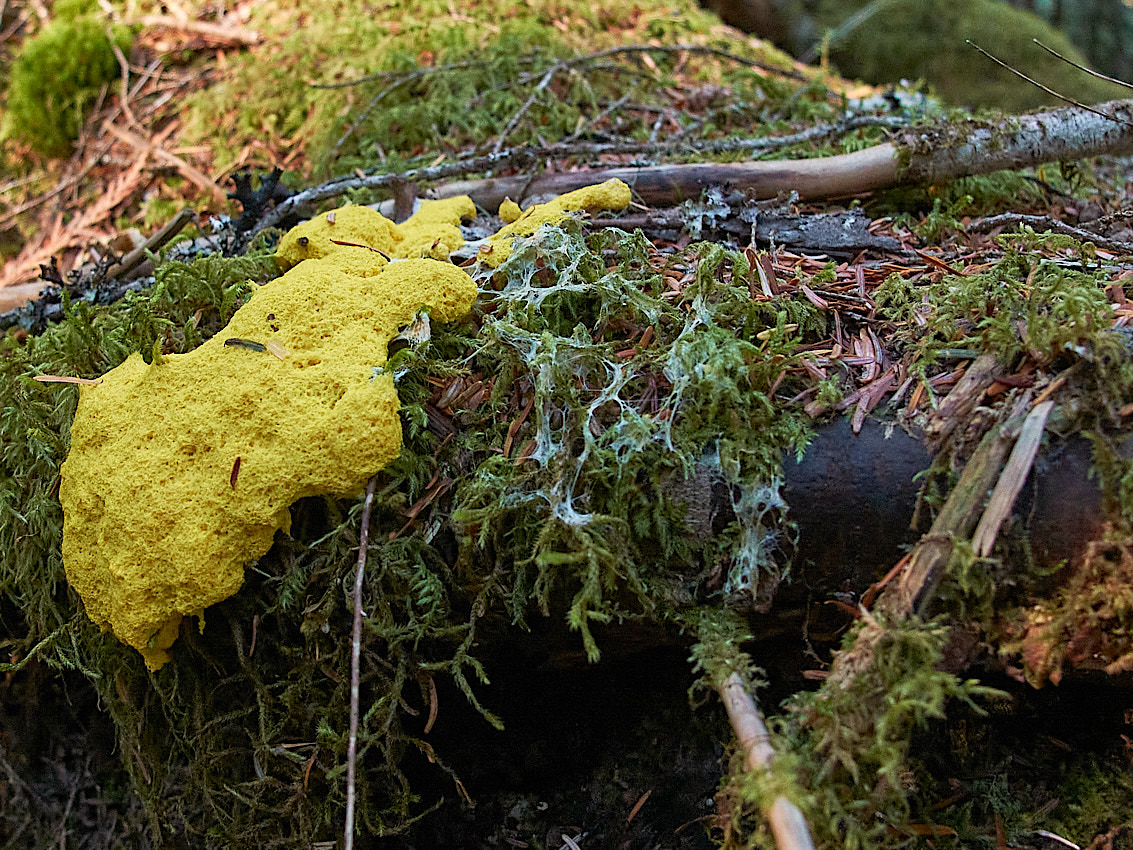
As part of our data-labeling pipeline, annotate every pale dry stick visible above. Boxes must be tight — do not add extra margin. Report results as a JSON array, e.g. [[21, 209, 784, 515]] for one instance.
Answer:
[[972, 399, 1055, 557], [104, 206, 197, 280], [136, 15, 261, 46], [344, 476, 378, 850], [257, 115, 903, 233], [718, 673, 816, 850]]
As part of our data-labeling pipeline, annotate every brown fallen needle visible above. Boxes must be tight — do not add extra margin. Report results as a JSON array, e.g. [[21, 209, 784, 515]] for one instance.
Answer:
[[344, 476, 377, 850], [718, 673, 816, 850]]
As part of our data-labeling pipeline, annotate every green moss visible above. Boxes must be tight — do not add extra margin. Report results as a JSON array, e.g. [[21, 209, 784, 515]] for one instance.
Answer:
[[719, 617, 998, 850], [2, 7, 134, 158], [875, 232, 1118, 368], [182, 0, 809, 176], [0, 212, 834, 844]]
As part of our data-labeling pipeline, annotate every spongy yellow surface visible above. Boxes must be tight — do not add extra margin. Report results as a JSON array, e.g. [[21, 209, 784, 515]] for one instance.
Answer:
[[276, 195, 477, 268], [60, 242, 476, 669], [61, 181, 619, 670], [479, 178, 632, 267]]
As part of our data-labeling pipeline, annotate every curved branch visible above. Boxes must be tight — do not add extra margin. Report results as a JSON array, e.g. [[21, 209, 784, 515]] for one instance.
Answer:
[[431, 99, 1133, 210]]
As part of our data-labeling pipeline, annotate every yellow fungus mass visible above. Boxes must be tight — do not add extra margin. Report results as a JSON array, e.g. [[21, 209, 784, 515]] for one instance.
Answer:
[[276, 195, 476, 268], [60, 181, 621, 670], [497, 198, 522, 223], [479, 178, 632, 267], [60, 231, 476, 669]]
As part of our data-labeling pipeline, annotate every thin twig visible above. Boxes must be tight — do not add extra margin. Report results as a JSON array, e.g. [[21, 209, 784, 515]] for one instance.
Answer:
[[967, 40, 1133, 129], [329, 42, 810, 157], [718, 673, 816, 850], [255, 114, 905, 233], [493, 62, 560, 152], [1032, 39, 1133, 92], [490, 43, 807, 152], [135, 14, 261, 46], [344, 476, 378, 850], [315, 56, 496, 90], [104, 206, 197, 280], [106, 24, 137, 129], [968, 211, 1133, 255]]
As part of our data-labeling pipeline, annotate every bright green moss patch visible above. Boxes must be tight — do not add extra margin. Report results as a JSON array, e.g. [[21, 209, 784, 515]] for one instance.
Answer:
[[815, 0, 1128, 111], [875, 230, 1120, 369], [2, 1, 134, 158]]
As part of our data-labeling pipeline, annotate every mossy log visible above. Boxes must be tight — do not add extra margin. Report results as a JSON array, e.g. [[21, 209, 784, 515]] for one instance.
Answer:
[[677, 417, 1125, 668]]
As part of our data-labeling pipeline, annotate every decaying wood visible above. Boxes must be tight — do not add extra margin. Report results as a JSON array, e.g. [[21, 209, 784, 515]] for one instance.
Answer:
[[971, 400, 1055, 558], [718, 673, 816, 850], [924, 353, 1005, 450], [0, 281, 47, 313], [877, 399, 1027, 621]]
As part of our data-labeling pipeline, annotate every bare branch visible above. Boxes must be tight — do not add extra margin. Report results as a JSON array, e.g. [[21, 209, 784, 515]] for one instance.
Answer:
[[967, 40, 1133, 129], [718, 673, 816, 850], [1033, 39, 1133, 92]]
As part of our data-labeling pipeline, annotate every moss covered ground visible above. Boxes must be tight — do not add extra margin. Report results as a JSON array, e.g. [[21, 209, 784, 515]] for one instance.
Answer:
[[0, 0, 1132, 848]]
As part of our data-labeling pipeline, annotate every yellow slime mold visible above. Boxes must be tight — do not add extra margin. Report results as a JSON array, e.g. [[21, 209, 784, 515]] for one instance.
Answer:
[[61, 180, 622, 670], [276, 196, 476, 268], [480, 178, 632, 267], [60, 227, 477, 669]]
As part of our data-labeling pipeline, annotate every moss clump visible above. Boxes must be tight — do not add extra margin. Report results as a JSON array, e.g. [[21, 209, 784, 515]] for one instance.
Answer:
[[182, 0, 810, 176], [816, 0, 1127, 111], [874, 230, 1119, 368], [2, 0, 134, 158], [717, 617, 995, 850]]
